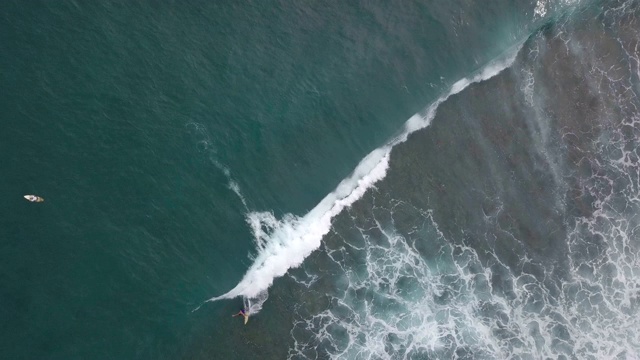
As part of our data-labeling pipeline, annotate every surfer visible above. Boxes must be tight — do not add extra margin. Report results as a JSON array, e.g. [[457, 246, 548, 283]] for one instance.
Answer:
[[23, 195, 44, 203], [232, 308, 249, 325]]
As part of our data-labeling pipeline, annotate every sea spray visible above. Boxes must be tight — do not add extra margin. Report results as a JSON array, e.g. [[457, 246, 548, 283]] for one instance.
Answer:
[[211, 148, 391, 302], [203, 42, 525, 311]]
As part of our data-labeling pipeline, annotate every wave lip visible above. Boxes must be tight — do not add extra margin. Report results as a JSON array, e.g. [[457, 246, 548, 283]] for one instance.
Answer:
[[207, 42, 524, 307]]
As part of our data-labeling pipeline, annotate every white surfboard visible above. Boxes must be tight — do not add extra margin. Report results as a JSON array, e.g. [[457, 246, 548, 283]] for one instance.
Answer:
[[24, 195, 44, 203]]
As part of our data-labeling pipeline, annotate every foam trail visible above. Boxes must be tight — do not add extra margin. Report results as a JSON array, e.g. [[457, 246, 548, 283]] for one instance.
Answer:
[[205, 42, 524, 307], [211, 159, 249, 210], [228, 180, 248, 210], [185, 122, 249, 209]]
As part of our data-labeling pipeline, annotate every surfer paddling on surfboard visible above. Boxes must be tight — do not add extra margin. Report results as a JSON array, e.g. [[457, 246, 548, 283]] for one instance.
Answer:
[[23, 195, 44, 203], [232, 308, 249, 325]]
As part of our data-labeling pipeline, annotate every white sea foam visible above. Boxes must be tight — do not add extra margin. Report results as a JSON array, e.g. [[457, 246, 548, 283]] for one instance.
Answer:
[[290, 190, 640, 358], [534, 0, 548, 18], [534, 0, 582, 21], [204, 43, 524, 309], [289, 208, 511, 359]]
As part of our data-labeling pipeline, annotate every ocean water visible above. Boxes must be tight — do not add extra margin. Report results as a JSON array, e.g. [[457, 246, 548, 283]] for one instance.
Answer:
[[2, 0, 640, 359]]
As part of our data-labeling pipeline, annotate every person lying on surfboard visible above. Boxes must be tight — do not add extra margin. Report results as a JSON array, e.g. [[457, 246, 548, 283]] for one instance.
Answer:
[[232, 308, 249, 324], [23, 195, 44, 203]]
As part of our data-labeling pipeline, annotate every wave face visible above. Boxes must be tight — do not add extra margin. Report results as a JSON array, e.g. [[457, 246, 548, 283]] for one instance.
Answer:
[[285, 1, 640, 358], [206, 45, 523, 311]]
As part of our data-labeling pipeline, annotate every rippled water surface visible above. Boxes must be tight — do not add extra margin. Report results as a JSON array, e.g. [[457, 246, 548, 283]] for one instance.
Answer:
[[2, 0, 640, 359]]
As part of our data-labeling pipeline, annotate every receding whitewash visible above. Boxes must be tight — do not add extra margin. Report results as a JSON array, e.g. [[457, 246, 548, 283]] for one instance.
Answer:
[[204, 42, 525, 308], [534, 0, 582, 20], [534, 0, 548, 18]]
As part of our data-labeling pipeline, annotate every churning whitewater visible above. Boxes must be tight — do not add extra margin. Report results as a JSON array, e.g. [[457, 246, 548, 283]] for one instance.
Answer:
[[205, 43, 524, 309]]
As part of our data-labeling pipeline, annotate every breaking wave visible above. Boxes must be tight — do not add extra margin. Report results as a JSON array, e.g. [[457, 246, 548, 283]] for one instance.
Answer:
[[204, 43, 525, 311]]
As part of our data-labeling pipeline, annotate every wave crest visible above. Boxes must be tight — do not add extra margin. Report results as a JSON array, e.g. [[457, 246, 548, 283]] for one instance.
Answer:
[[204, 42, 524, 312]]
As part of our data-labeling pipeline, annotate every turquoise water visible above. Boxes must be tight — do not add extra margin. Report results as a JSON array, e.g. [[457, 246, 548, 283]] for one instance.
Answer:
[[3, 0, 640, 359]]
